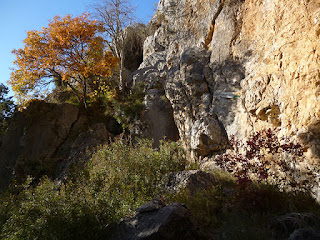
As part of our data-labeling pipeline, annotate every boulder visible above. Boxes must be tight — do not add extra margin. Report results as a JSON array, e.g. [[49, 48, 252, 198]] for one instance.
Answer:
[[165, 170, 218, 194], [104, 203, 205, 240]]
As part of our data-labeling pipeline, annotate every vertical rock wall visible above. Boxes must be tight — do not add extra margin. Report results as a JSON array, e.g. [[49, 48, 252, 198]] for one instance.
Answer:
[[139, 0, 320, 163], [236, 0, 320, 163]]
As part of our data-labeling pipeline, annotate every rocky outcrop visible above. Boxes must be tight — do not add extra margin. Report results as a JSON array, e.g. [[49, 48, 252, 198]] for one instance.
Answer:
[[0, 102, 77, 189], [0, 101, 115, 190], [237, 0, 320, 162], [122, 24, 148, 72], [104, 203, 205, 240], [166, 47, 229, 160], [139, 0, 244, 160], [120, 23, 149, 88], [137, 0, 320, 165], [133, 51, 179, 146]]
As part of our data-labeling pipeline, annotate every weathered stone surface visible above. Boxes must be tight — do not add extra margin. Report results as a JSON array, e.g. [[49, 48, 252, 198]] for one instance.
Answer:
[[143, 89, 179, 147], [104, 203, 205, 240], [133, 51, 168, 88], [136, 198, 166, 213], [54, 122, 110, 179], [140, 0, 320, 167], [0, 101, 112, 190], [165, 47, 228, 160], [133, 51, 179, 146], [120, 23, 149, 88], [146, 0, 225, 57], [0, 101, 79, 189], [235, 0, 320, 163], [123, 24, 148, 72], [165, 170, 217, 194]]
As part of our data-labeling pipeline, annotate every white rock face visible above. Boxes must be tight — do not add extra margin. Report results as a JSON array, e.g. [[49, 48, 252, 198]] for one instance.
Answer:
[[139, 0, 320, 164]]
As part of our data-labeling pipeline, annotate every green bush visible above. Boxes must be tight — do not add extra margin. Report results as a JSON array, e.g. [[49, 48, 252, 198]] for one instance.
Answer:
[[0, 139, 185, 240], [101, 83, 145, 131]]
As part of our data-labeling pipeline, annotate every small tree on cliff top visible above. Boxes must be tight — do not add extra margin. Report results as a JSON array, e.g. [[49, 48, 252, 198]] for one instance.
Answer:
[[91, 0, 136, 90], [9, 14, 119, 107]]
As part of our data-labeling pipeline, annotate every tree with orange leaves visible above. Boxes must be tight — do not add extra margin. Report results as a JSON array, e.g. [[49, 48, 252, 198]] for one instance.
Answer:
[[9, 13, 119, 107]]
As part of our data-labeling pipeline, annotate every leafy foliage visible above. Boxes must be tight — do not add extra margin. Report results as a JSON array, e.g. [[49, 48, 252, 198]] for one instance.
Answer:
[[0, 139, 185, 240], [103, 83, 145, 130], [0, 84, 15, 135], [9, 14, 119, 106], [214, 128, 318, 192]]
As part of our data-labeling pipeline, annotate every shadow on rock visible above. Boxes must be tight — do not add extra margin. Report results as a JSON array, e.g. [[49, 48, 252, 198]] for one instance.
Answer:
[[299, 120, 320, 159], [104, 202, 206, 240]]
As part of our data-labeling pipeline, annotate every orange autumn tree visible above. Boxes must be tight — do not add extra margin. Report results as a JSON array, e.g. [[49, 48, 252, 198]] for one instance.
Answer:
[[9, 13, 119, 107]]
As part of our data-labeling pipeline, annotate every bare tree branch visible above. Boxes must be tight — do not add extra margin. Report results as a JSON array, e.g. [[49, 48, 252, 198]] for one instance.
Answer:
[[90, 0, 137, 90]]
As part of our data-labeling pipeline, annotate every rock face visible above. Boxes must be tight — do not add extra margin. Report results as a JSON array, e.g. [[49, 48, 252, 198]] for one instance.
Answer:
[[104, 203, 205, 240], [0, 101, 114, 190], [133, 51, 179, 147], [137, 0, 320, 164], [237, 0, 320, 162], [120, 23, 149, 88], [166, 47, 229, 159]]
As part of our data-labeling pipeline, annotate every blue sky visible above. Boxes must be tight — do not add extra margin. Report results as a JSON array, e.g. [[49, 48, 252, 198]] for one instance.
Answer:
[[0, 0, 158, 95]]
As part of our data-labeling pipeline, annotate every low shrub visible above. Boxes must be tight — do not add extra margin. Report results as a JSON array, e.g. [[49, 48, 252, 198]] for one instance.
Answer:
[[168, 170, 320, 239], [103, 83, 145, 131], [0, 139, 185, 240]]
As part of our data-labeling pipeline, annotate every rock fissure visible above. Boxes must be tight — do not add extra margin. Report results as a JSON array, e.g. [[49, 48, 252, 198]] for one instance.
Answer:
[[49, 110, 80, 163], [204, 0, 225, 49]]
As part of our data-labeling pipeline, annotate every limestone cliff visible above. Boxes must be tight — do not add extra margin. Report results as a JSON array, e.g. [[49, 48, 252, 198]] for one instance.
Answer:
[[135, 0, 320, 165]]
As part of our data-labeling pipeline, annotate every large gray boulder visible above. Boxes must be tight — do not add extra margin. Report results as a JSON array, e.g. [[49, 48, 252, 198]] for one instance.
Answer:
[[104, 203, 206, 240], [165, 170, 218, 194]]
